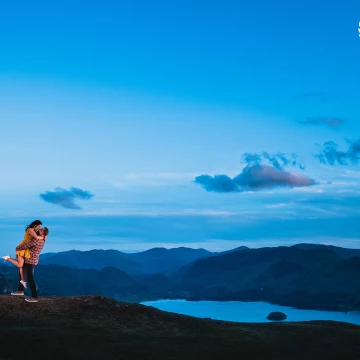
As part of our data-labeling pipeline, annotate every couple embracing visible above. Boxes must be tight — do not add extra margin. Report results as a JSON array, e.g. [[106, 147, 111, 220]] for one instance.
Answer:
[[2, 220, 49, 303]]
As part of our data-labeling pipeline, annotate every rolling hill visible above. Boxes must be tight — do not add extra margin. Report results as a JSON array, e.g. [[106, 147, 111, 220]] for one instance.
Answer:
[[0, 295, 359, 360], [169, 245, 360, 310]]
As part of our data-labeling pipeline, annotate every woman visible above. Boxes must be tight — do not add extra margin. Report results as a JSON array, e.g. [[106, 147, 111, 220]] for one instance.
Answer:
[[2, 220, 46, 288], [11, 226, 49, 302]]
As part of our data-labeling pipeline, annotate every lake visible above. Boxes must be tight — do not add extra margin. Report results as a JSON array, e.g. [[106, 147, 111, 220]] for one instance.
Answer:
[[141, 299, 360, 325]]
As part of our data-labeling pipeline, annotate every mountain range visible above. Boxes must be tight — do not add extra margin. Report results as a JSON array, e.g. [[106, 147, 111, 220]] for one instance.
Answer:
[[1, 243, 360, 311], [170, 244, 360, 310], [39, 246, 216, 275]]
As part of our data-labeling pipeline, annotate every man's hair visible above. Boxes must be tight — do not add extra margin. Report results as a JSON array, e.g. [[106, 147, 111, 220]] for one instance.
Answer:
[[37, 227, 49, 236]]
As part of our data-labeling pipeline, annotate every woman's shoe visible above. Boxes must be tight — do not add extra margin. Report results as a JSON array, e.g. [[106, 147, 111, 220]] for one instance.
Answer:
[[25, 297, 38, 303], [1, 255, 10, 262], [20, 280, 27, 289]]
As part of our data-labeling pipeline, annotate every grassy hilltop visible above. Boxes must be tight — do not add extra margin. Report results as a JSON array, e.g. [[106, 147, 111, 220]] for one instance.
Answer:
[[0, 295, 360, 360]]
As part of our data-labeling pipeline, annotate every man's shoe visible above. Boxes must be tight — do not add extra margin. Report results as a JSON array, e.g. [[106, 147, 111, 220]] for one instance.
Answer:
[[25, 297, 38, 303], [11, 291, 24, 296]]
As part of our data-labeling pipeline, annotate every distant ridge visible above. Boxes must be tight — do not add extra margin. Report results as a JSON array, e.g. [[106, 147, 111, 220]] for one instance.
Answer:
[[292, 243, 360, 259], [40, 247, 213, 274], [169, 245, 360, 311], [11, 243, 359, 311]]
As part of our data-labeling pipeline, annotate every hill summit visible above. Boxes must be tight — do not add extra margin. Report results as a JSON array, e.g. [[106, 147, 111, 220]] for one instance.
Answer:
[[1, 295, 360, 359]]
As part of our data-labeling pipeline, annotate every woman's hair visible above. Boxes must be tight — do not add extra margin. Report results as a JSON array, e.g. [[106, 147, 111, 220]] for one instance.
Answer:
[[25, 220, 42, 230]]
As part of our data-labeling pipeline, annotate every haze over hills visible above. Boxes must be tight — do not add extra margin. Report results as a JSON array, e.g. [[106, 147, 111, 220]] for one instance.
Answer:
[[1, 295, 360, 360], [39, 247, 214, 275], [39, 249, 140, 274], [38, 243, 358, 278]]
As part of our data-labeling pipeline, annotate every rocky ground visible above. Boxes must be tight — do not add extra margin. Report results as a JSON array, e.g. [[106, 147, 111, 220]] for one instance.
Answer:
[[0, 295, 360, 359]]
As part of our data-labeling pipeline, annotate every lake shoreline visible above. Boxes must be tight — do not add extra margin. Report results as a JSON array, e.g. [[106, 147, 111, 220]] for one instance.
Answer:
[[140, 299, 360, 326], [141, 297, 356, 313], [131, 295, 359, 313]]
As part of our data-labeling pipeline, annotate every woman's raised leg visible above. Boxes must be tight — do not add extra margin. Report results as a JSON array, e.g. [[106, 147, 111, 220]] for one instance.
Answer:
[[2, 256, 27, 288], [18, 257, 25, 282], [2, 257, 21, 267]]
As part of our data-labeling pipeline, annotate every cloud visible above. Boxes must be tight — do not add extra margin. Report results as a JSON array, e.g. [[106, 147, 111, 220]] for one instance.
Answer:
[[104, 172, 200, 188], [299, 117, 345, 128], [293, 92, 325, 100], [242, 152, 304, 170], [194, 174, 239, 193], [315, 139, 360, 165], [40, 187, 94, 209], [194, 164, 317, 193]]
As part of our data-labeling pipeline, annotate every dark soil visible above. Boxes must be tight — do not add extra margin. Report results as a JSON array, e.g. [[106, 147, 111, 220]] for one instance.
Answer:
[[0, 295, 359, 360]]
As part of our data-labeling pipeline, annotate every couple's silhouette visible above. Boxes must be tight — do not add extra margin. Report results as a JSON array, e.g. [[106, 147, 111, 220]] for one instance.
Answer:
[[2, 220, 49, 303]]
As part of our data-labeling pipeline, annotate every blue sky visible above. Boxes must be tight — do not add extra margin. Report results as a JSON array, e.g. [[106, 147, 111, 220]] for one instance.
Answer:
[[1, 0, 360, 254]]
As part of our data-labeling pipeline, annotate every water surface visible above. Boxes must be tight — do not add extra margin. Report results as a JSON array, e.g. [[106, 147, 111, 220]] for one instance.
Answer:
[[141, 299, 360, 325]]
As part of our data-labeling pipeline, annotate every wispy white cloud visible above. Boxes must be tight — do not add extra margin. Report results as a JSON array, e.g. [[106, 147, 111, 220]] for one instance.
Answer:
[[123, 172, 200, 180], [28, 235, 360, 254], [64, 208, 261, 218], [344, 170, 360, 178], [291, 187, 325, 193], [104, 172, 207, 188], [266, 203, 289, 208]]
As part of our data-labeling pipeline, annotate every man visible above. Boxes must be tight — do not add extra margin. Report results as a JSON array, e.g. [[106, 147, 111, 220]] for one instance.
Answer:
[[11, 227, 49, 303]]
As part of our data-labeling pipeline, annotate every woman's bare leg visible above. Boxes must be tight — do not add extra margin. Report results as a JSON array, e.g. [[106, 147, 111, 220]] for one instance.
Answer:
[[18, 257, 25, 282], [3, 256, 26, 282], [5, 257, 21, 267]]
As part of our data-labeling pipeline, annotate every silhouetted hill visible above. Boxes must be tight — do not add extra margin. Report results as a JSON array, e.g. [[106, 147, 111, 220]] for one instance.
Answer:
[[3, 244, 360, 311], [40, 247, 213, 275], [127, 246, 212, 273], [171, 246, 360, 311], [171, 246, 299, 289], [213, 245, 249, 255], [40, 250, 79, 260], [0, 264, 187, 302], [292, 243, 360, 259], [133, 273, 176, 292], [0, 264, 146, 299], [40, 249, 140, 274], [0, 295, 359, 360], [253, 248, 342, 293]]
